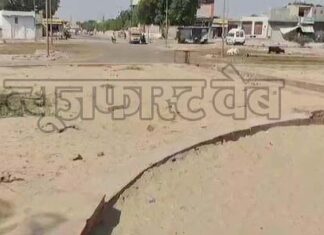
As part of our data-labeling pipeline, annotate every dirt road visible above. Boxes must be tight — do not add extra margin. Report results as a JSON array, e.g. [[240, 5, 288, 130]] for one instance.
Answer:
[[1, 38, 324, 235], [0, 38, 174, 65]]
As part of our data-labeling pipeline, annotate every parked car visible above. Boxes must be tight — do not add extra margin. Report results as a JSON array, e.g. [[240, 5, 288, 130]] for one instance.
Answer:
[[226, 28, 246, 45]]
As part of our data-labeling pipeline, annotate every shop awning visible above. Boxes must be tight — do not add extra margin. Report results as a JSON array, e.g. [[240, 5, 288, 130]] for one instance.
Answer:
[[301, 25, 314, 33], [280, 26, 299, 35], [280, 25, 314, 35]]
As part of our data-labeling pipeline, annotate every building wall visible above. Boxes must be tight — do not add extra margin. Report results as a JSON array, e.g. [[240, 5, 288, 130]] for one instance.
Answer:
[[314, 6, 324, 22], [269, 7, 298, 23], [268, 23, 284, 42], [314, 22, 324, 41], [240, 16, 269, 39], [35, 13, 43, 40], [168, 26, 178, 39], [143, 25, 162, 39], [0, 14, 35, 39], [287, 5, 302, 17], [36, 24, 43, 39], [270, 4, 324, 22], [268, 22, 296, 42], [269, 4, 324, 42]]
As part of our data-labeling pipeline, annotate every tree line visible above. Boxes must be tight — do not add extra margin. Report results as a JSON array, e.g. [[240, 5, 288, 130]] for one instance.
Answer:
[[0, 0, 60, 15], [81, 0, 199, 32]]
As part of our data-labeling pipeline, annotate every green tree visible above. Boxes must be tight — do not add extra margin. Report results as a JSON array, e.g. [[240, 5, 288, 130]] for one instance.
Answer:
[[34, 0, 60, 15], [0, 0, 9, 9], [81, 9, 137, 32], [169, 0, 198, 25], [2, 0, 60, 15], [81, 20, 97, 32], [137, 0, 159, 25], [81, 0, 199, 32], [135, 0, 198, 26]]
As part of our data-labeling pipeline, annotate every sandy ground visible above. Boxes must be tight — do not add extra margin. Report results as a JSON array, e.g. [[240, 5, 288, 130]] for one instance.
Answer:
[[0, 44, 324, 234], [112, 125, 324, 235], [2, 38, 324, 67], [0, 39, 174, 66], [236, 64, 324, 85]]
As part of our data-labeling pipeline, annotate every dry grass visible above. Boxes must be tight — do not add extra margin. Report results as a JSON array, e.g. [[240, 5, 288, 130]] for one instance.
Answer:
[[0, 43, 46, 55], [0, 42, 91, 56], [0, 92, 51, 118]]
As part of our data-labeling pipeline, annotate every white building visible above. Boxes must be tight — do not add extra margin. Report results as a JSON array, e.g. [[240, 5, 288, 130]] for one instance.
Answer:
[[240, 16, 270, 39], [268, 3, 324, 42], [0, 10, 36, 40], [197, 0, 215, 19]]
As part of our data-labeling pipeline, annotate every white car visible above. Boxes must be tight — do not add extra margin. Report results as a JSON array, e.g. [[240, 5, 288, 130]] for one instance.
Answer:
[[226, 29, 246, 45]]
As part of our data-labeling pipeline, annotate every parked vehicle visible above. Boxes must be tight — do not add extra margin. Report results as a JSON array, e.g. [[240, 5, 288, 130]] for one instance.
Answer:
[[177, 26, 210, 44], [226, 28, 246, 45], [128, 27, 141, 44]]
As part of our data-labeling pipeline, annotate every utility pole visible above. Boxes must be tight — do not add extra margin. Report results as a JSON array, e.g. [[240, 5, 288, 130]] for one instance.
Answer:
[[221, 0, 226, 57], [46, 0, 49, 57], [33, 0, 36, 41], [165, 0, 168, 47], [130, 0, 133, 28], [50, 0, 53, 45]]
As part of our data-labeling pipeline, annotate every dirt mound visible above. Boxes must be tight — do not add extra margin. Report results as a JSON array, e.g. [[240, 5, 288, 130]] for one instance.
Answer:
[[109, 126, 324, 235]]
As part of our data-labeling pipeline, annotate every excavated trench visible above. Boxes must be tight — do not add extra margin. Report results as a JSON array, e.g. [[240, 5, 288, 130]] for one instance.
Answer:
[[81, 110, 324, 235]]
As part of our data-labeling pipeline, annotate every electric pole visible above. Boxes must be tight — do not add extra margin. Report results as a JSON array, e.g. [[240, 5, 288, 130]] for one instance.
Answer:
[[165, 0, 168, 47], [130, 0, 133, 28], [33, 0, 36, 41], [46, 0, 50, 57], [221, 0, 226, 57], [50, 0, 53, 45]]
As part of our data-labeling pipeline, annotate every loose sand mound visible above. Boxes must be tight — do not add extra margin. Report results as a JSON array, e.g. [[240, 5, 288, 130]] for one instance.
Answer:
[[112, 126, 324, 235]]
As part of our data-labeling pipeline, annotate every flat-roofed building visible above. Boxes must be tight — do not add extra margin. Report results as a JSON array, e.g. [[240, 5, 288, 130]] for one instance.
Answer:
[[240, 16, 270, 39], [0, 10, 36, 40]]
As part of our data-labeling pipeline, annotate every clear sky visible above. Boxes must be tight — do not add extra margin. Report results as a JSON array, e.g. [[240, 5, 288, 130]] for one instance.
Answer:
[[57, 0, 324, 21]]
